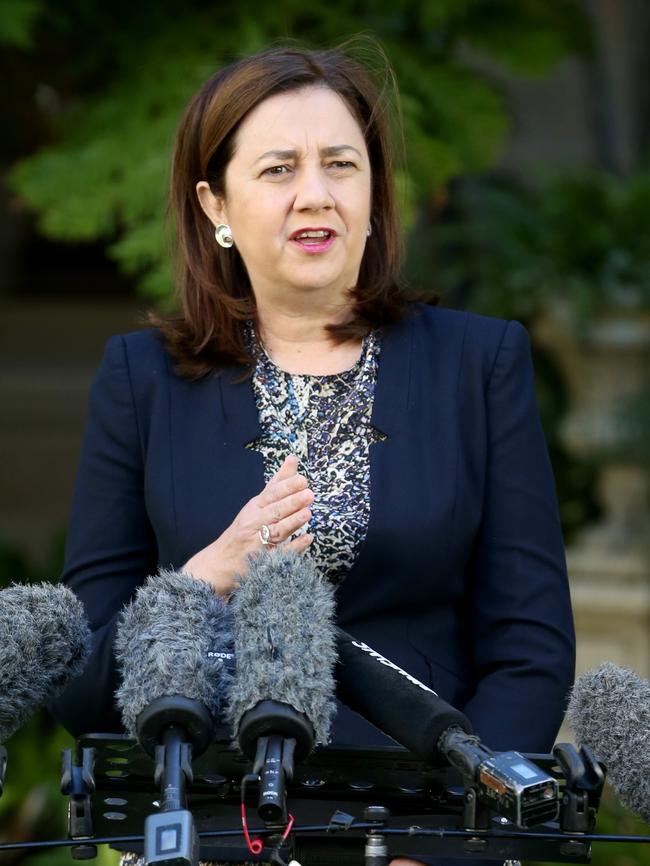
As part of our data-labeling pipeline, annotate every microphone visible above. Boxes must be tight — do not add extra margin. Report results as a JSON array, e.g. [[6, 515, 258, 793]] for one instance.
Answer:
[[336, 628, 471, 764], [115, 568, 234, 866], [567, 661, 650, 823], [336, 629, 558, 827], [228, 548, 336, 824], [0, 582, 91, 745]]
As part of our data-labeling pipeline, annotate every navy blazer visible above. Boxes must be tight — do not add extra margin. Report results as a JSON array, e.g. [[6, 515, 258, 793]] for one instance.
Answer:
[[51, 304, 575, 753]]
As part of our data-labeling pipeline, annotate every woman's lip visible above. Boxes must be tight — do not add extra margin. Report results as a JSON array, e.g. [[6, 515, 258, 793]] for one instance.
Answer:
[[290, 235, 337, 254], [289, 227, 337, 240]]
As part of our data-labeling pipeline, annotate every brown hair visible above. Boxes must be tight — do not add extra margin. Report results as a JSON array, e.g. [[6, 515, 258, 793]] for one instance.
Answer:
[[157, 42, 409, 377]]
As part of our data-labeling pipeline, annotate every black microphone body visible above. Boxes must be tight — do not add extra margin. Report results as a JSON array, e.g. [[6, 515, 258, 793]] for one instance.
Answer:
[[336, 629, 558, 826], [336, 628, 472, 764], [115, 568, 234, 866], [0, 582, 91, 744]]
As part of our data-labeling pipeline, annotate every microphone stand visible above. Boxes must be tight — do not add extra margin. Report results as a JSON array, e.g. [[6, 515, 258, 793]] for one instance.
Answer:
[[136, 695, 213, 866], [238, 700, 314, 826]]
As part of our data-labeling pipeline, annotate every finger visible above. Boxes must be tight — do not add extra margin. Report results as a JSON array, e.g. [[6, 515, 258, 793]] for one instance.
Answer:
[[264, 488, 314, 524], [267, 507, 311, 543], [284, 533, 313, 552], [258, 472, 309, 506], [271, 454, 299, 482]]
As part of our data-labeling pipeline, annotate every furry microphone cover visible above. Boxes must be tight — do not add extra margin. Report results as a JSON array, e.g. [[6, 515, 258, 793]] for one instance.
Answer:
[[227, 548, 337, 747], [0, 582, 91, 742], [114, 568, 233, 738], [568, 661, 650, 823]]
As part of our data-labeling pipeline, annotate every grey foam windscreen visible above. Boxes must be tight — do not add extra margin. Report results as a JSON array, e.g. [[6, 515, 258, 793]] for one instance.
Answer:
[[568, 661, 650, 822], [115, 569, 233, 738], [0, 582, 91, 742], [227, 549, 336, 746]]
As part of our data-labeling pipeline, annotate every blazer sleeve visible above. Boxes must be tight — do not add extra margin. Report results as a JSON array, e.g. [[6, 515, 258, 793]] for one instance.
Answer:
[[50, 335, 158, 736], [462, 320, 575, 752]]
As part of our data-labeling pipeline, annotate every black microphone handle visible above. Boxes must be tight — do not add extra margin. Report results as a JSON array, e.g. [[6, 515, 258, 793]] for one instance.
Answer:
[[335, 628, 472, 766]]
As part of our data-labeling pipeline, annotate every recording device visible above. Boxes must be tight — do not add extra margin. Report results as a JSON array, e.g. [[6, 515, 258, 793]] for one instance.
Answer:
[[439, 728, 558, 826], [568, 661, 650, 824], [336, 629, 559, 827], [0, 582, 91, 745], [115, 568, 234, 866], [229, 549, 336, 825]]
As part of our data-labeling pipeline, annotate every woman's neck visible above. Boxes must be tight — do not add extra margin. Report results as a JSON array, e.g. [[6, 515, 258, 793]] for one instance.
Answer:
[[256, 306, 362, 376]]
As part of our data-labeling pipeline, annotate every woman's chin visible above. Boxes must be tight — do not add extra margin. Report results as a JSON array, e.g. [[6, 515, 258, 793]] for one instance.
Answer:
[[281, 265, 358, 298]]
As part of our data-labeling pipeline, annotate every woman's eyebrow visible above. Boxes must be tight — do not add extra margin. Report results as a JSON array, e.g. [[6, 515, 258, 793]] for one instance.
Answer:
[[321, 144, 363, 158], [254, 149, 297, 164], [253, 144, 362, 164]]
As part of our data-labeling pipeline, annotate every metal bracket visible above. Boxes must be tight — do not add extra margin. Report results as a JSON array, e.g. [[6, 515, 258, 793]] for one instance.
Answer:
[[553, 742, 605, 833], [61, 747, 97, 860]]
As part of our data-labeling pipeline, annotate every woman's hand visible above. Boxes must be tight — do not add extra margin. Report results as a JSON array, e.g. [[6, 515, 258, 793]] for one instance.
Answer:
[[181, 455, 313, 597]]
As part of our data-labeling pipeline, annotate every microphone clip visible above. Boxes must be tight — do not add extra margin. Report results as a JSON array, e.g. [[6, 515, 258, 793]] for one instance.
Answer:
[[552, 742, 605, 834], [60, 746, 97, 860]]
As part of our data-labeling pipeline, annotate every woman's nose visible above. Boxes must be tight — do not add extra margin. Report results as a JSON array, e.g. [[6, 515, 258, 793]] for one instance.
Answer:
[[293, 166, 334, 211]]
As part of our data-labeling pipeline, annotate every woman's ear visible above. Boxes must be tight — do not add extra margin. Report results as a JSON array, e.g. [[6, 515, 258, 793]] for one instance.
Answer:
[[196, 181, 228, 228]]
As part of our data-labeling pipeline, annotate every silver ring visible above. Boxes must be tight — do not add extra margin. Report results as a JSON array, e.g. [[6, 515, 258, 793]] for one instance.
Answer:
[[259, 524, 273, 546]]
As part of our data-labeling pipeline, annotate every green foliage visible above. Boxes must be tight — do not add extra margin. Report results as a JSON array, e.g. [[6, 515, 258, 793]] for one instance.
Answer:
[[7, 0, 586, 300], [435, 169, 650, 327], [0, 0, 42, 49], [450, 0, 591, 76]]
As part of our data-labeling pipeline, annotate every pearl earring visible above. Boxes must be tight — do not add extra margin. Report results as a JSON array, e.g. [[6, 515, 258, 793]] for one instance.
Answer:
[[367, 224, 372, 237], [215, 224, 233, 248]]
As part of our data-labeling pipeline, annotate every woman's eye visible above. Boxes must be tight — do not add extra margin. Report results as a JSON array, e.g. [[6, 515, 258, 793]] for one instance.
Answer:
[[263, 165, 290, 177], [328, 161, 354, 170]]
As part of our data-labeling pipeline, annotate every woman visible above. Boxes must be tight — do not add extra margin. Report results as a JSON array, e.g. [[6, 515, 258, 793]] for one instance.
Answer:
[[52, 43, 575, 865]]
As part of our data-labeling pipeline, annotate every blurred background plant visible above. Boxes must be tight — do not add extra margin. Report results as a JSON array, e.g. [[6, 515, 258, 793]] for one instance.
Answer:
[[1, 0, 649, 863], [429, 168, 650, 324]]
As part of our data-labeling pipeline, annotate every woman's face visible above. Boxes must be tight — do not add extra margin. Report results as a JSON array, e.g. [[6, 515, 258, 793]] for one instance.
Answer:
[[197, 85, 372, 305]]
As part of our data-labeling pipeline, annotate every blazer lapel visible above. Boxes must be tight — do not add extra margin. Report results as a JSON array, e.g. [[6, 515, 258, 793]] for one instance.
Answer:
[[371, 311, 414, 436]]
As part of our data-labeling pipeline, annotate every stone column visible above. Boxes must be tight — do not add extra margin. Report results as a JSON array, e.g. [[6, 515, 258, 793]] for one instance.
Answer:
[[535, 307, 650, 678]]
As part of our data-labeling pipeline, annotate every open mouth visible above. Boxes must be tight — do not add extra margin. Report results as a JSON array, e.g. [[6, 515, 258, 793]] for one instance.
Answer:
[[290, 229, 335, 243]]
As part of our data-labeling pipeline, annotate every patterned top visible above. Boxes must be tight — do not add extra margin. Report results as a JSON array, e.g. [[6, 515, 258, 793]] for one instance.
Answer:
[[246, 327, 385, 583]]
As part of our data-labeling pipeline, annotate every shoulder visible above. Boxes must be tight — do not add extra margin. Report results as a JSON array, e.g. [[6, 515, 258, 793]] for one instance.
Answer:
[[103, 327, 169, 368], [409, 302, 526, 344], [96, 328, 174, 389], [405, 303, 530, 372], [89, 328, 176, 425]]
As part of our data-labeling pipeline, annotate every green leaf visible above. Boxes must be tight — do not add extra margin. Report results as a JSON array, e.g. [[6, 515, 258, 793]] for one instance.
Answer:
[[0, 0, 42, 49]]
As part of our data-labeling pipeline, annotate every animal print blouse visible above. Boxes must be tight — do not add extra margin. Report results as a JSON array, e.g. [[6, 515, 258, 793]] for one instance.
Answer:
[[247, 327, 384, 583]]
